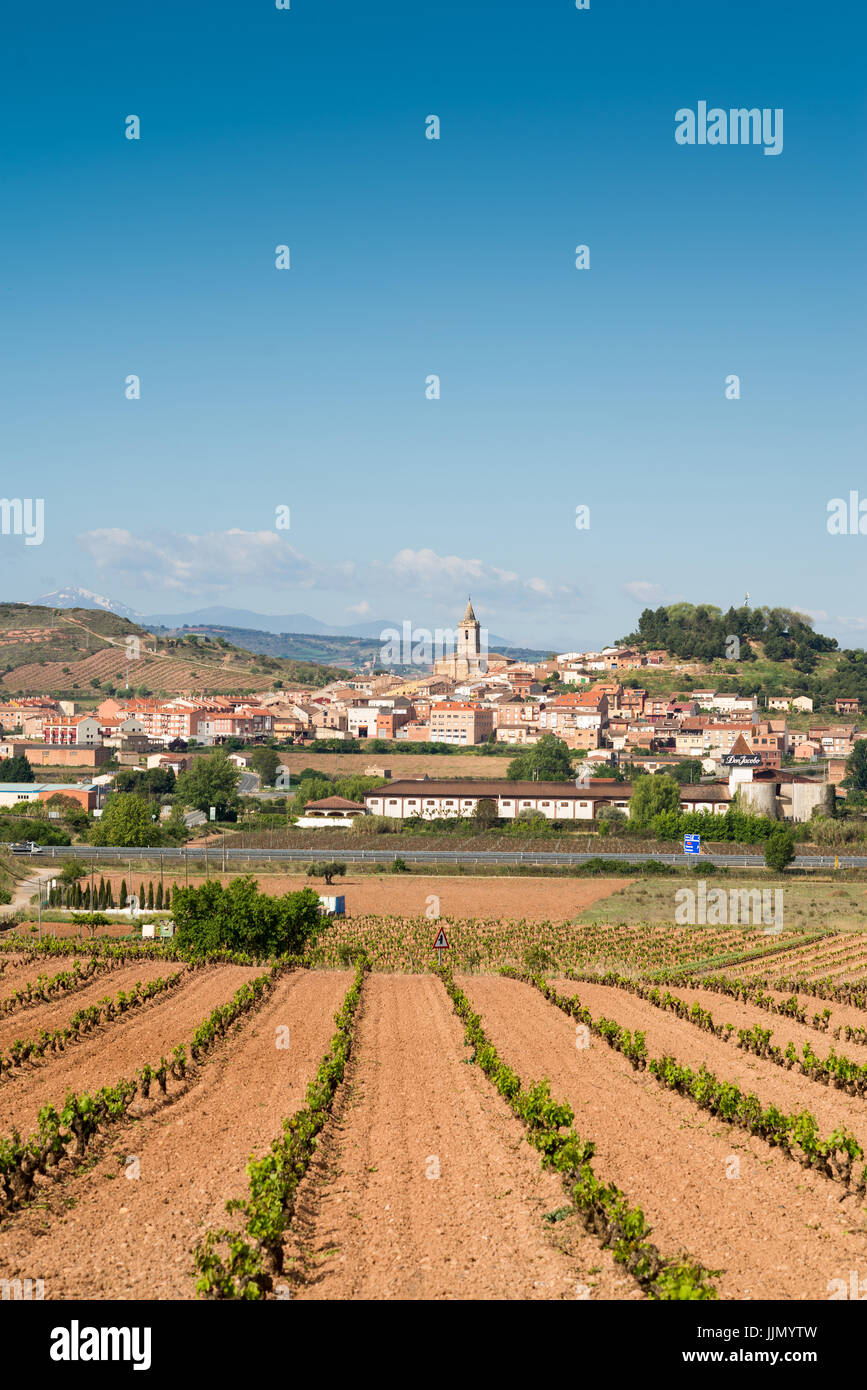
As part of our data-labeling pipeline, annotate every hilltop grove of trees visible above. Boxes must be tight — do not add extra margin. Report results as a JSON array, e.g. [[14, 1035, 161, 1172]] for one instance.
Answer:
[[621, 603, 837, 670]]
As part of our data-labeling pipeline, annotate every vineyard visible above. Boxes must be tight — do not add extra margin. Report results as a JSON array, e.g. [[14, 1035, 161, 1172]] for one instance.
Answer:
[[2, 913, 867, 1301], [0, 602, 347, 696]]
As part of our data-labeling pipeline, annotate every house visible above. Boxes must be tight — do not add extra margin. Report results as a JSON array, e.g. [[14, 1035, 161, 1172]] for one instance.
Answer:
[[98, 715, 144, 748], [808, 725, 857, 757], [228, 752, 254, 768], [295, 796, 368, 828], [376, 709, 412, 739], [510, 673, 545, 698], [619, 689, 646, 717], [42, 715, 102, 747], [197, 707, 274, 743], [539, 693, 608, 733], [145, 752, 193, 773], [495, 696, 541, 730], [494, 725, 540, 745], [836, 698, 860, 715], [395, 721, 433, 742]]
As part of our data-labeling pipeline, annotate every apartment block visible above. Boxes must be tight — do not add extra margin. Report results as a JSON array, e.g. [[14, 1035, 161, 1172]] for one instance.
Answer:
[[429, 702, 495, 745]]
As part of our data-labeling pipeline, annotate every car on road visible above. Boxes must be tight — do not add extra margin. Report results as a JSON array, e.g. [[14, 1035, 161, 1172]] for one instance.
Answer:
[[8, 841, 43, 855]]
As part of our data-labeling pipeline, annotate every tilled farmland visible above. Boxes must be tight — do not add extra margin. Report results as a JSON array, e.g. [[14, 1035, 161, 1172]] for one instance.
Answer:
[[2, 922, 867, 1301]]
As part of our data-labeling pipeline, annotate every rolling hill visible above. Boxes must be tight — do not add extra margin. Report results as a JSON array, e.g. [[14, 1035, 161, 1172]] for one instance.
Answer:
[[0, 604, 351, 697]]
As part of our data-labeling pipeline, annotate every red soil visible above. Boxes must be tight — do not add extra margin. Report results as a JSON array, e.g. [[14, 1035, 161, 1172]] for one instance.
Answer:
[[560, 979, 867, 1157], [289, 973, 636, 1301], [0, 965, 258, 1141], [38, 872, 632, 929], [0, 956, 84, 1003], [0, 970, 351, 1299], [460, 974, 867, 1300], [0, 961, 186, 1055]]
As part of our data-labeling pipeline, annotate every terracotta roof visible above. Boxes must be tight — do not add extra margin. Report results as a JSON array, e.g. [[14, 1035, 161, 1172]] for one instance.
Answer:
[[728, 734, 754, 757], [679, 784, 732, 802], [364, 779, 632, 801], [303, 796, 367, 811]]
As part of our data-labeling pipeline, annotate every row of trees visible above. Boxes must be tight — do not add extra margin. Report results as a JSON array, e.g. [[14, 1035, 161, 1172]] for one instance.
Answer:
[[49, 872, 174, 910]]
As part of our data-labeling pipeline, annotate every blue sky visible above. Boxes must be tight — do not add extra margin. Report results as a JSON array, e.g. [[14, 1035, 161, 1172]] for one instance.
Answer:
[[1, 0, 864, 649]]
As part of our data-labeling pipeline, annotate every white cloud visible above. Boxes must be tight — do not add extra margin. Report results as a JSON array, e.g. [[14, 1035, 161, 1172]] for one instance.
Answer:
[[78, 528, 352, 594], [76, 530, 576, 621], [383, 548, 570, 605], [622, 580, 665, 605]]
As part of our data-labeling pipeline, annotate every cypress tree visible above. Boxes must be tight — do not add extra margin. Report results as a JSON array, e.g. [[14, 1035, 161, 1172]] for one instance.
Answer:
[[119, 879, 128, 909], [155, 882, 163, 910], [97, 877, 106, 910], [139, 882, 146, 910], [147, 882, 154, 910]]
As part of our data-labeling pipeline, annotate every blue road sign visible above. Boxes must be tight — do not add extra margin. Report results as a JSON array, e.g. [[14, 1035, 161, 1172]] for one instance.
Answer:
[[684, 834, 701, 855]]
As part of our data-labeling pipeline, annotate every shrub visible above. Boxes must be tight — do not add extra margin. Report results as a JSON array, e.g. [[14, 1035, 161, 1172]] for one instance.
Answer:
[[172, 877, 322, 956]]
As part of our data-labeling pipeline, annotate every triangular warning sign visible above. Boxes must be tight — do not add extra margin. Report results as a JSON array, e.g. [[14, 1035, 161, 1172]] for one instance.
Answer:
[[433, 927, 449, 949]]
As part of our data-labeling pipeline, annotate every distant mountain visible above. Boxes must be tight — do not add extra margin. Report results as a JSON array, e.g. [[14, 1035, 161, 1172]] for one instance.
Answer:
[[141, 606, 526, 650], [31, 588, 142, 622], [141, 620, 550, 670], [142, 607, 385, 638]]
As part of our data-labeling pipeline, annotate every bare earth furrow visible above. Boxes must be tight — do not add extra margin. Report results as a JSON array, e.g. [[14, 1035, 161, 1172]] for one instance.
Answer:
[[291, 973, 636, 1300], [560, 979, 867, 1154], [0, 970, 351, 1300], [461, 975, 866, 1300], [653, 983, 867, 1059], [0, 961, 184, 1054], [0, 956, 86, 1003], [0, 965, 258, 1139]]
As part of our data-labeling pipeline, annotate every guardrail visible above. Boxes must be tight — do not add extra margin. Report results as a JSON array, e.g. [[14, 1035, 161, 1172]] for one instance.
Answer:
[[3, 844, 866, 869]]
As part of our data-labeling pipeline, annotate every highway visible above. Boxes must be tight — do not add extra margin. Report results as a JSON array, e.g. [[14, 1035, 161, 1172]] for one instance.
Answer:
[[8, 844, 867, 869]]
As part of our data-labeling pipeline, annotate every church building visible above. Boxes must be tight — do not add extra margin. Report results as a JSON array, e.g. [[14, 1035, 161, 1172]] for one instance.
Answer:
[[433, 599, 488, 680]]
